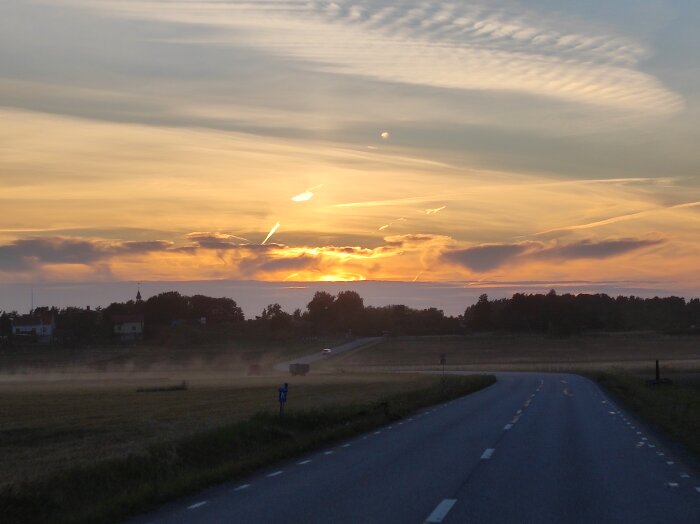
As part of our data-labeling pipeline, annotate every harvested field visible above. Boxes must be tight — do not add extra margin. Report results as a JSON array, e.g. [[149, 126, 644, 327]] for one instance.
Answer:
[[325, 333, 700, 373], [0, 372, 437, 487]]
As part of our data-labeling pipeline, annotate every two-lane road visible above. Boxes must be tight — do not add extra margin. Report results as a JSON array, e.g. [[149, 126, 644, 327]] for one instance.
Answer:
[[127, 372, 700, 523]]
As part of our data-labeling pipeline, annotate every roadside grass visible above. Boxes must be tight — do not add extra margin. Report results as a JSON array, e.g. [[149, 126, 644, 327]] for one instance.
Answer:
[[0, 374, 495, 524], [595, 373, 700, 458]]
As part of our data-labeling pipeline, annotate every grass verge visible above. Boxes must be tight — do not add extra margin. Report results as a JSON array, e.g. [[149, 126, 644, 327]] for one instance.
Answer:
[[0, 374, 495, 524], [595, 373, 700, 458]]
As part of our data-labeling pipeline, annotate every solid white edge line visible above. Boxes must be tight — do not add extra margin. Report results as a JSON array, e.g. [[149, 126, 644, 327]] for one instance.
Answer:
[[424, 499, 457, 523], [481, 448, 495, 460], [187, 501, 208, 510], [267, 470, 283, 477]]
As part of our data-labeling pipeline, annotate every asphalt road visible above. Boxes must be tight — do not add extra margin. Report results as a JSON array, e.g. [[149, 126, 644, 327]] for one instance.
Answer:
[[127, 372, 700, 523], [272, 337, 382, 372]]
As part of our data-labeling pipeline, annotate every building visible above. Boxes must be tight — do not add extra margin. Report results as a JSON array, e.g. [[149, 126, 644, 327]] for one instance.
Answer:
[[112, 314, 144, 341], [12, 311, 56, 343]]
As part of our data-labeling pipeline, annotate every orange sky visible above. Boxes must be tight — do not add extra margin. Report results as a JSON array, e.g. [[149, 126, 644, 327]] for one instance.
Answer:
[[1, 1, 699, 299]]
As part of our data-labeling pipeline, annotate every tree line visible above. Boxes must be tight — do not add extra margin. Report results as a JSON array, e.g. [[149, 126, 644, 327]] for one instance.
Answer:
[[464, 291, 700, 336], [1, 289, 699, 347]]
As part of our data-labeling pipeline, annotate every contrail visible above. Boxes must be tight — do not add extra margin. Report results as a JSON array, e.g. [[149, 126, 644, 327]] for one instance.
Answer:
[[425, 205, 446, 215], [534, 200, 700, 236], [262, 222, 280, 244]]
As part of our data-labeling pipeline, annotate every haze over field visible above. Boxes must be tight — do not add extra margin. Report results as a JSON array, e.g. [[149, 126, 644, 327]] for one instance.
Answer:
[[2, 1, 700, 306]]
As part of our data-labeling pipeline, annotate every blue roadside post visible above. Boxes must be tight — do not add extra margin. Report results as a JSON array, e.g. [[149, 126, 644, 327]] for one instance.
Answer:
[[278, 382, 289, 417]]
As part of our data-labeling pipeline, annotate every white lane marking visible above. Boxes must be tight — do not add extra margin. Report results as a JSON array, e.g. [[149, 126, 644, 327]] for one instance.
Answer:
[[681, 474, 690, 478], [342, 443, 351, 448], [408, 418, 414, 421], [267, 470, 283, 477], [609, 411, 617, 415], [424, 499, 457, 523], [398, 422, 404, 426], [188, 501, 209, 510], [481, 448, 495, 460], [297, 460, 312, 465], [362, 436, 368, 440], [648, 444, 656, 448], [667, 461, 675, 465], [696, 487, 700, 494], [636, 431, 642, 435], [234, 484, 250, 491], [387, 426, 393, 430], [374, 431, 381, 435], [324, 451, 334, 455], [516, 409, 523, 414], [657, 452, 665, 456], [504, 424, 513, 430], [668, 482, 679, 488], [642, 437, 647, 441]]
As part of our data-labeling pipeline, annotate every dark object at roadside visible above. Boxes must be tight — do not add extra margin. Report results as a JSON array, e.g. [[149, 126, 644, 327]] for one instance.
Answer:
[[646, 359, 673, 386], [289, 363, 310, 376], [137, 381, 188, 393], [248, 364, 261, 376]]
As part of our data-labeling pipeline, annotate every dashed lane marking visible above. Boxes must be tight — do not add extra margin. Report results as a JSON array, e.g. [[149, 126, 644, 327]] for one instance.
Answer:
[[681, 474, 690, 479], [668, 482, 679, 488], [695, 487, 700, 494], [517, 409, 523, 414], [234, 484, 250, 491], [297, 460, 312, 465], [424, 499, 457, 523], [267, 470, 283, 477], [324, 451, 334, 455], [504, 424, 513, 430], [374, 431, 381, 435], [667, 461, 675, 465], [342, 443, 351, 448], [481, 448, 495, 460], [187, 501, 208, 510]]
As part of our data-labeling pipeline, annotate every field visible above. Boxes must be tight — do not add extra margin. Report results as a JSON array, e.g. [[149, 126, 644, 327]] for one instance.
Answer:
[[324, 333, 700, 373], [0, 371, 441, 488]]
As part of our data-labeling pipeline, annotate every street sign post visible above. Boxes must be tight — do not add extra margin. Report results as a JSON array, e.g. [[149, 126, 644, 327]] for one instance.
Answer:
[[278, 382, 289, 416]]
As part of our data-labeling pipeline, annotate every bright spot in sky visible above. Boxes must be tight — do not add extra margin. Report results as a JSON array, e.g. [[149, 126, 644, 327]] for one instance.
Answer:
[[381, 131, 390, 139], [291, 184, 323, 202], [291, 191, 313, 202], [262, 222, 280, 244]]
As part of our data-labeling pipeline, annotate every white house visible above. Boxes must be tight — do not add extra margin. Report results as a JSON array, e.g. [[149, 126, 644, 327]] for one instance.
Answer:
[[112, 314, 144, 341], [12, 312, 56, 343]]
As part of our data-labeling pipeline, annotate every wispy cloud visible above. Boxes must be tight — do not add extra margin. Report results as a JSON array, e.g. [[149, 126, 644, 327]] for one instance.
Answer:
[[61, 0, 682, 116]]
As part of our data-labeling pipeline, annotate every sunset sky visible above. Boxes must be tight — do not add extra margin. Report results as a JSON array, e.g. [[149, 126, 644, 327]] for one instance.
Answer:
[[1, 0, 699, 312]]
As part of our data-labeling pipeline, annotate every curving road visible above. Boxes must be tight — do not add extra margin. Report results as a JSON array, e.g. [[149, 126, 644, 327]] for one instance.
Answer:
[[127, 372, 700, 523]]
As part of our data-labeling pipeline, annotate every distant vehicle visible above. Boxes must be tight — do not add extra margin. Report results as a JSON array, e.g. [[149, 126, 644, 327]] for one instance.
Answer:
[[322, 348, 332, 354]]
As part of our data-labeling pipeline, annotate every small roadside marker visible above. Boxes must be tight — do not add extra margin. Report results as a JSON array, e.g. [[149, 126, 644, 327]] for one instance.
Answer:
[[187, 501, 208, 510], [481, 448, 495, 460], [424, 499, 457, 523]]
